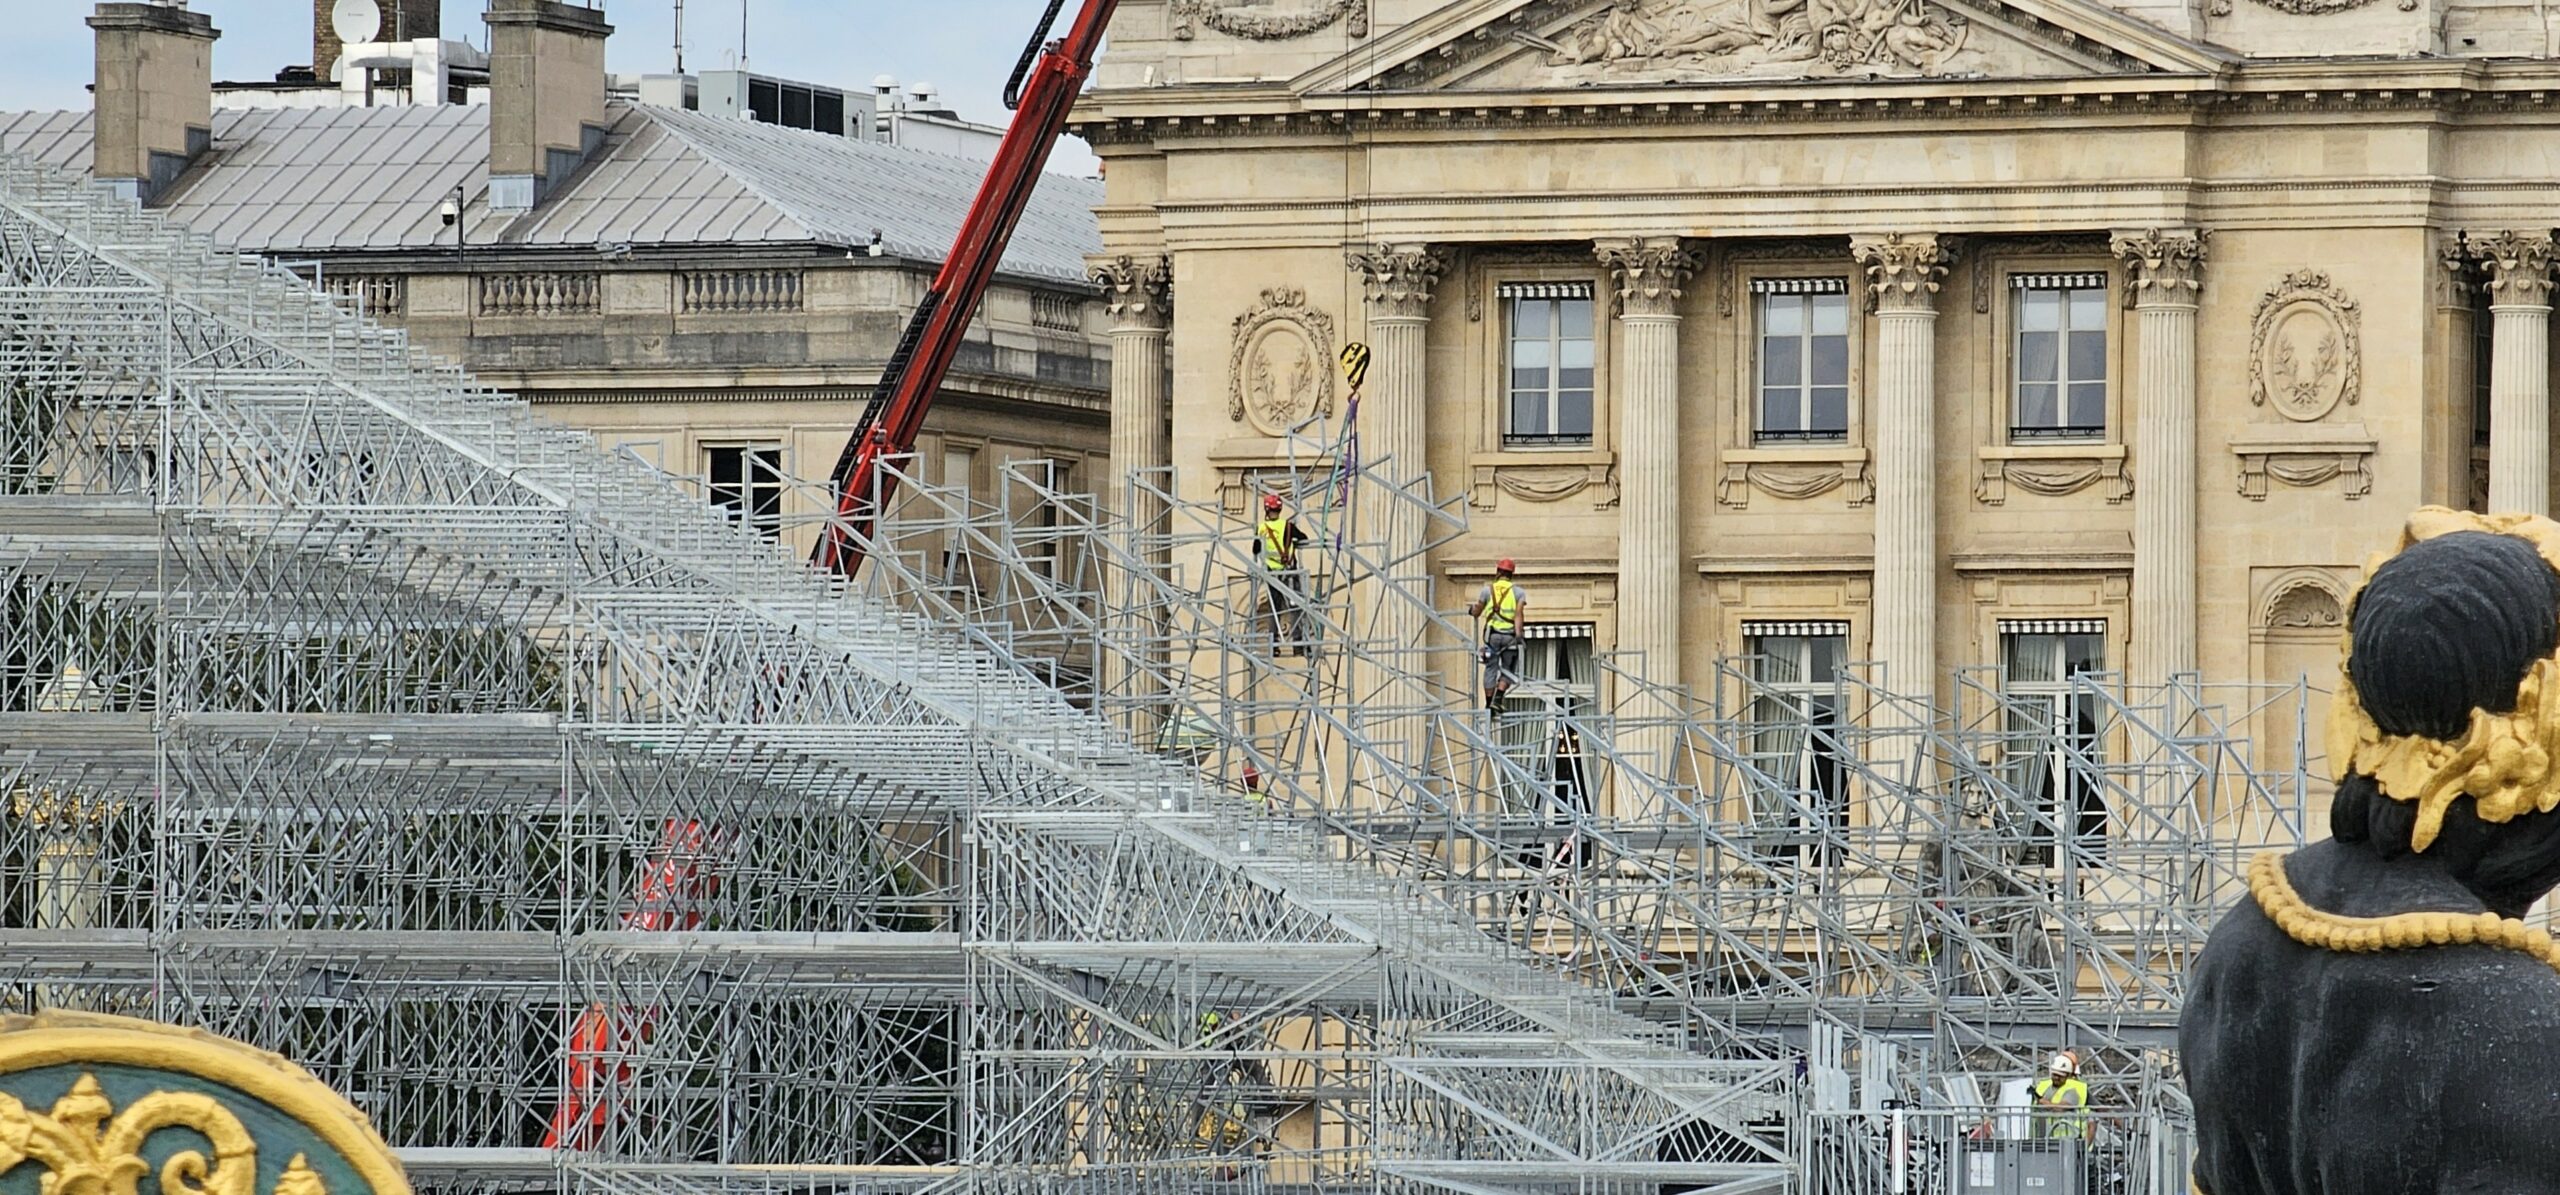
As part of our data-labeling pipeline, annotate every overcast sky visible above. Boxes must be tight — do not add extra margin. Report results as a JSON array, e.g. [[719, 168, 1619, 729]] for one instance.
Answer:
[[0, 0, 1101, 173]]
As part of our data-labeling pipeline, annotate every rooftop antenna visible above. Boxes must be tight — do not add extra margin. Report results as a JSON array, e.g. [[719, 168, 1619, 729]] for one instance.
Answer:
[[738, 0, 749, 71], [673, 0, 684, 73]]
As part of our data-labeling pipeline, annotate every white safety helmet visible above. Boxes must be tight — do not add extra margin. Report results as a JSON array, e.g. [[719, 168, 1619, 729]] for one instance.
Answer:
[[2048, 1051, 2079, 1077]]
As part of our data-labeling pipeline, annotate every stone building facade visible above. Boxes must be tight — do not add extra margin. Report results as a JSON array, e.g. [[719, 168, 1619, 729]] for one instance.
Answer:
[[1073, 0, 2559, 781]]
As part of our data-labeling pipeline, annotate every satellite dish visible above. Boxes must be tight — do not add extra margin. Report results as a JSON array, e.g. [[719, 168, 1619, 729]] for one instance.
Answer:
[[327, 56, 345, 83], [330, 0, 382, 46]]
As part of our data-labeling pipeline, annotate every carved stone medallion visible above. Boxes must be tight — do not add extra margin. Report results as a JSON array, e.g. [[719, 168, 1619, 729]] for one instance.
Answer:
[[1170, 0, 1367, 40], [1229, 288, 1338, 435], [2248, 270, 2360, 423]]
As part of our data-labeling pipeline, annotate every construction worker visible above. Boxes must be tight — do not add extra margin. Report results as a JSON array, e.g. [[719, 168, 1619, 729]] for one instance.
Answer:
[[1252, 493, 1312, 656], [1468, 558, 1526, 712], [2031, 1051, 2093, 1142]]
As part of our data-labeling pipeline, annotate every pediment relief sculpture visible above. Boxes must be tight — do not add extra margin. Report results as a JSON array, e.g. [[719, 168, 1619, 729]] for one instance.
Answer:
[[1544, 0, 1976, 80], [1171, 0, 1368, 40]]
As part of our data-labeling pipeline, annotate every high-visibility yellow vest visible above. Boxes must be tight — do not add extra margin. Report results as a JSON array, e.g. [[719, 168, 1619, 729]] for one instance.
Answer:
[[1256, 518, 1293, 570], [1482, 577, 1520, 634], [2031, 1077, 2091, 1139]]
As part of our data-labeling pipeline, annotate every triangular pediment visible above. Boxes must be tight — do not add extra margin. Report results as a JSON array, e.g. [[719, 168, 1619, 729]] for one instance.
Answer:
[[1290, 0, 2231, 94]]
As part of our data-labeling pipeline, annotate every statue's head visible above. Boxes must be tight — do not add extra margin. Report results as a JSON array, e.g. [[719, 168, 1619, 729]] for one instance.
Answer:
[[2330, 508, 2560, 914]]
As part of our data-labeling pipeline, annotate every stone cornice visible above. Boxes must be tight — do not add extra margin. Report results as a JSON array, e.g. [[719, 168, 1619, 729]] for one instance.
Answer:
[[1069, 58, 2560, 146]]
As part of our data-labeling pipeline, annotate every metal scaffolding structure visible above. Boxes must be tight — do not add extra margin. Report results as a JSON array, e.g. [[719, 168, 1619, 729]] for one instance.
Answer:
[[0, 152, 1805, 1195], [0, 146, 2322, 1195], [839, 407, 2327, 1189]]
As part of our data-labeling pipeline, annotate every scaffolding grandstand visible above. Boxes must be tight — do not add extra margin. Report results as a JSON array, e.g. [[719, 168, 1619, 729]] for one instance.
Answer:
[[0, 148, 2319, 1194]]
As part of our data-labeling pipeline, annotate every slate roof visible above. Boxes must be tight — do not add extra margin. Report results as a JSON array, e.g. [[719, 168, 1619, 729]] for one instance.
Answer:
[[0, 101, 1103, 285]]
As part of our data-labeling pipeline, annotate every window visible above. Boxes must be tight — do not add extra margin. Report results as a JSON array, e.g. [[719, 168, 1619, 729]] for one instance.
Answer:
[[1027, 458, 1071, 579], [707, 444, 784, 540], [1743, 623, 1850, 861], [1497, 627, 1597, 720], [2012, 275, 2109, 440], [1502, 284, 1596, 446], [940, 444, 979, 588], [1494, 625, 1598, 859], [1754, 281, 1850, 442], [2473, 290, 2494, 449], [104, 444, 157, 495], [2000, 622, 2109, 865]]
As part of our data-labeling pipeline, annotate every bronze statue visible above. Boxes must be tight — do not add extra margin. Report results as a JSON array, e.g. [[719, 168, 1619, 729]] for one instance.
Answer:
[[2184, 508, 2560, 1194]]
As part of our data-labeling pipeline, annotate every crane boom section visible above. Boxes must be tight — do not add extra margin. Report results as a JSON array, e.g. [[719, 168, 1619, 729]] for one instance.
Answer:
[[815, 0, 1120, 576]]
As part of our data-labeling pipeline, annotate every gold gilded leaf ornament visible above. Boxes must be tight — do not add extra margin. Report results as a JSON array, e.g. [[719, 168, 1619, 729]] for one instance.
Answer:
[[0, 1074, 267, 1195], [273, 1154, 327, 1195]]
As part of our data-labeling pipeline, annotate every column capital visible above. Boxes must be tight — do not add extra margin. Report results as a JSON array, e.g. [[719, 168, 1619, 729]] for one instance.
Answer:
[[1346, 243, 1446, 320], [1087, 254, 1172, 331], [1852, 233, 1951, 315], [2469, 230, 2556, 308], [2109, 228, 2208, 308], [1593, 236, 1699, 319], [2435, 232, 2480, 312]]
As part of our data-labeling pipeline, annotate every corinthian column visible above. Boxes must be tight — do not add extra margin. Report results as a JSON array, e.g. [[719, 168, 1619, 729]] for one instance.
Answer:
[[1596, 237, 1697, 758], [1088, 253, 1172, 736], [2477, 232, 2556, 516], [2113, 229, 2207, 687], [1852, 234, 1950, 706], [1345, 244, 1444, 765], [1089, 254, 1173, 528]]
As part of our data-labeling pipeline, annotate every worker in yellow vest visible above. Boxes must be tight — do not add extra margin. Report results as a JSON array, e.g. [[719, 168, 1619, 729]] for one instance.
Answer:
[[2031, 1050, 2093, 1142], [1467, 559, 1527, 713], [1252, 493, 1312, 656]]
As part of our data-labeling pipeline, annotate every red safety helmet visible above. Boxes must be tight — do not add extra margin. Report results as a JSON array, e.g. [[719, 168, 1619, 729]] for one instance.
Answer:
[[1496, 557, 1516, 573], [1262, 493, 1283, 511]]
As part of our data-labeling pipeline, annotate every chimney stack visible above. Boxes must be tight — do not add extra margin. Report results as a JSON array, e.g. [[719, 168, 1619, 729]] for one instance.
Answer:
[[88, 2, 218, 205], [484, 0, 611, 214]]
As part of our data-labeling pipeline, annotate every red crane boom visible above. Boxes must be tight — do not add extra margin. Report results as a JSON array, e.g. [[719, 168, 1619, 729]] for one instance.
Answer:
[[814, 0, 1121, 576]]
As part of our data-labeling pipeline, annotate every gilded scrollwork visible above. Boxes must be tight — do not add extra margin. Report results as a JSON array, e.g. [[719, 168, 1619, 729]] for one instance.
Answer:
[[0, 1013, 408, 1195], [0, 1073, 285, 1195]]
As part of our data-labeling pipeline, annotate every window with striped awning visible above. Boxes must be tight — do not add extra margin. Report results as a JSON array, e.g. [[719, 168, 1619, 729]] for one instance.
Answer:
[[1749, 276, 1849, 295], [1999, 618, 2106, 635], [1742, 619, 1850, 637], [2012, 271, 2109, 290], [1497, 280, 1596, 300], [1522, 621, 1595, 641]]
